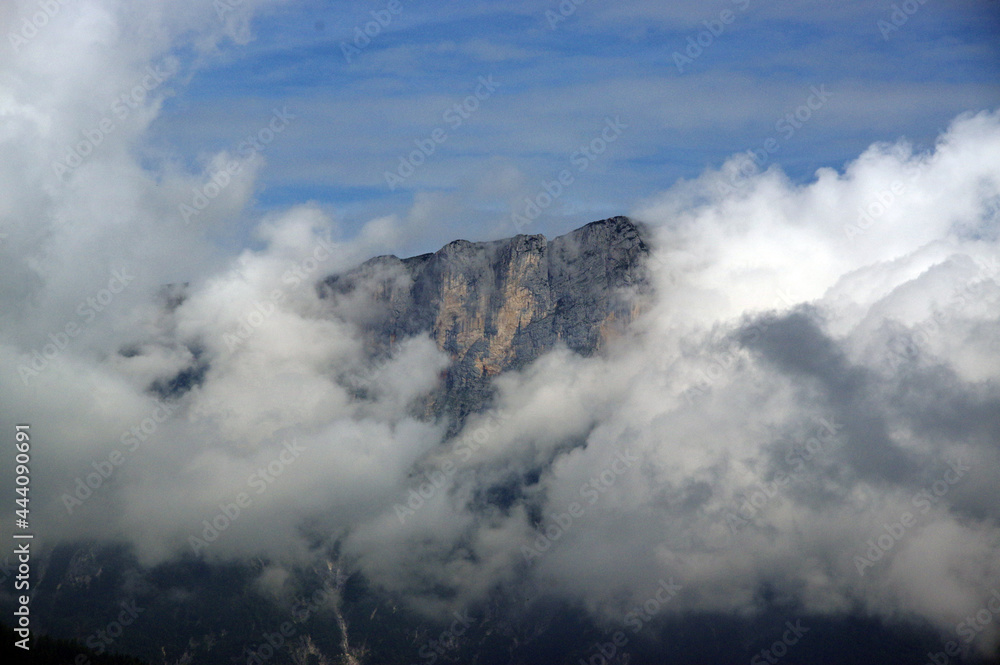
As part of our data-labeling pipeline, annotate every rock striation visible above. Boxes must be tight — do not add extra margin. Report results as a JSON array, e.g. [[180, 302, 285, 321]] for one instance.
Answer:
[[320, 216, 652, 427]]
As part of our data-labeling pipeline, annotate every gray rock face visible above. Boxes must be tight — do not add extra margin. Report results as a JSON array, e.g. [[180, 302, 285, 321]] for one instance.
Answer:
[[320, 216, 652, 428]]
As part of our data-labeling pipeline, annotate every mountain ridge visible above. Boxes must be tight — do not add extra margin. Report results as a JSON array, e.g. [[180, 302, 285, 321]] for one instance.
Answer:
[[320, 215, 653, 426]]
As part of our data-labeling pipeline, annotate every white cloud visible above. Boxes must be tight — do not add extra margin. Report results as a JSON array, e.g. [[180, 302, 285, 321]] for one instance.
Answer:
[[1, 0, 999, 655]]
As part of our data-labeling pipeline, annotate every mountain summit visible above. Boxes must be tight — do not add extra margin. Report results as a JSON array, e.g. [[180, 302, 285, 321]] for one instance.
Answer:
[[321, 215, 653, 426]]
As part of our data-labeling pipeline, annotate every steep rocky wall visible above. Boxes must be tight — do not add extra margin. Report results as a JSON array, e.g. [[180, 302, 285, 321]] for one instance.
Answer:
[[320, 216, 652, 427]]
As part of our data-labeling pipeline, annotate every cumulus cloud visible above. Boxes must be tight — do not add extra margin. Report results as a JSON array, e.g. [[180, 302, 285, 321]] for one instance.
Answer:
[[343, 110, 1000, 653], [1, 0, 999, 656], [0, 0, 446, 567]]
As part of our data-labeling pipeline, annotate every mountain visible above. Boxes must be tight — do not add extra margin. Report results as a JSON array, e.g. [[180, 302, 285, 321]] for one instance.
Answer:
[[320, 215, 652, 428], [9, 216, 992, 665], [4, 216, 659, 665]]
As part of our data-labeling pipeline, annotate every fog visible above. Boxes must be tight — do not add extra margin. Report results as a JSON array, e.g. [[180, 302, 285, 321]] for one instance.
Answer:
[[1, 0, 999, 656]]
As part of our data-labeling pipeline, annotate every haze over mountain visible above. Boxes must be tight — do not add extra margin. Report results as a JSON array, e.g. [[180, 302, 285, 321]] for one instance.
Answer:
[[321, 216, 651, 428], [2, 1, 1000, 664]]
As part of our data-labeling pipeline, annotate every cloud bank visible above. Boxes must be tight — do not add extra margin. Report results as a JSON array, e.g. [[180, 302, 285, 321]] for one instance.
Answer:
[[2, 0, 999, 656]]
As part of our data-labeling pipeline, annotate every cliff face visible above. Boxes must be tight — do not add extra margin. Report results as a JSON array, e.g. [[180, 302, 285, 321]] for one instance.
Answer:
[[320, 216, 652, 426]]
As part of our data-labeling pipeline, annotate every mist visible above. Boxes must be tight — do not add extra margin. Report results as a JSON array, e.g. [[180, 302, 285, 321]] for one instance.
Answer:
[[2, 0, 999, 658]]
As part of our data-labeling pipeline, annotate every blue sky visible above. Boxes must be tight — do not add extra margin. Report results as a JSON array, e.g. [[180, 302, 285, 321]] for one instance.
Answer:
[[149, 0, 1000, 255]]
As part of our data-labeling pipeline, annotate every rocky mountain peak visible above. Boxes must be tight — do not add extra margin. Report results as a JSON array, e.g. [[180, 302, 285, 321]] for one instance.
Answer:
[[321, 215, 653, 426]]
